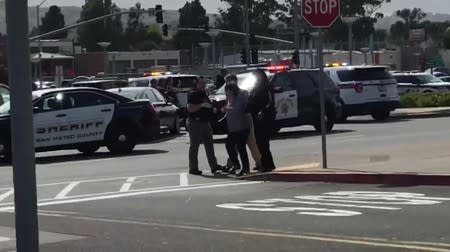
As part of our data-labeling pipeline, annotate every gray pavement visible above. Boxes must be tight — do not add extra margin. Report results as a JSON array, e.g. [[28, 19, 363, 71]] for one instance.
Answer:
[[0, 115, 450, 251]]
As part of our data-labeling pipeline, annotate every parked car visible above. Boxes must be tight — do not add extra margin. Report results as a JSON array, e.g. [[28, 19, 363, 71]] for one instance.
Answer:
[[72, 79, 128, 90], [425, 67, 450, 76], [108, 87, 180, 134], [0, 87, 160, 161], [210, 68, 341, 134], [325, 65, 400, 121], [393, 73, 450, 94], [440, 76, 450, 82]]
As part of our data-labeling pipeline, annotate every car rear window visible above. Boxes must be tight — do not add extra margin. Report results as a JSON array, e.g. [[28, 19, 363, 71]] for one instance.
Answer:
[[337, 68, 393, 82]]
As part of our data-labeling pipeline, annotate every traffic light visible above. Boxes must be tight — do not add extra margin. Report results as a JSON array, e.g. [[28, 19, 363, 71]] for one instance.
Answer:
[[162, 24, 168, 37], [292, 50, 300, 66], [155, 5, 163, 23], [240, 49, 247, 64], [251, 48, 258, 64]]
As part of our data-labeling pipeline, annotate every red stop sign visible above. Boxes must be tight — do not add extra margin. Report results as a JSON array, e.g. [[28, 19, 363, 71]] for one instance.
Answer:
[[301, 0, 341, 28]]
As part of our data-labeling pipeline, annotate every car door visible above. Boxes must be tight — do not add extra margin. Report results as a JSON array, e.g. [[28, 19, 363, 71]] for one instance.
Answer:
[[271, 73, 298, 121], [65, 91, 117, 144], [33, 92, 75, 148]]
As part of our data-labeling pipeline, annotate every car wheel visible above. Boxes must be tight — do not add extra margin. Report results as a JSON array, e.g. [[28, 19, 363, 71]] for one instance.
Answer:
[[106, 125, 136, 155], [77, 145, 100, 155], [371, 110, 390, 121], [314, 107, 335, 133], [170, 116, 181, 134]]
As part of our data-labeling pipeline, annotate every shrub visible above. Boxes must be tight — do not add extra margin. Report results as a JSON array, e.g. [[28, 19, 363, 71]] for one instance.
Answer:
[[400, 92, 450, 108]]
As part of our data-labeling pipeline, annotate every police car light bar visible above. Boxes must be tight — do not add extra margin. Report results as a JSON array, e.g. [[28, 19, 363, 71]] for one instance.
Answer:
[[266, 65, 289, 73], [324, 62, 348, 67]]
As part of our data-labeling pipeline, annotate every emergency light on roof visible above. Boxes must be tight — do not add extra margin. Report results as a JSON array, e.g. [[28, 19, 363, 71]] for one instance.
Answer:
[[325, 62, 348, 67], [266, 65, 289, 73]]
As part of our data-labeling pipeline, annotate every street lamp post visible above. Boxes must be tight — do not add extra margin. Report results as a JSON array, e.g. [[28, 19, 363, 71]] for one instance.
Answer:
[[97, 42, 111, 74], [360, 47, 370, 65], [206, 30, 220, 76], [341, 16, 359, 65], [198, 42, 212, 69], [36, 0, 49, 89]]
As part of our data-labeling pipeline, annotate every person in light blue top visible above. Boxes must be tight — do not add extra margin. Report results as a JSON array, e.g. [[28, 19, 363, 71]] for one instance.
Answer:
[[223, 83, 250, 176]]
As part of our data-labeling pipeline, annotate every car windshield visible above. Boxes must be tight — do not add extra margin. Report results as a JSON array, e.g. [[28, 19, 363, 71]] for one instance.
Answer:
[[416, 74, 442, 83], [337, 68, 393, 82]]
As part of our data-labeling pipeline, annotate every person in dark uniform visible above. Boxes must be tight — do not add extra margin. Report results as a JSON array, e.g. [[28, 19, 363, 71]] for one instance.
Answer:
[[187, 77, 224, 175], [246, 69, 277, 172]]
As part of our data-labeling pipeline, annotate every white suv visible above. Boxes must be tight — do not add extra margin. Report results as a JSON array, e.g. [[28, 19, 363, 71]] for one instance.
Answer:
[[325, 65, 400, 121]]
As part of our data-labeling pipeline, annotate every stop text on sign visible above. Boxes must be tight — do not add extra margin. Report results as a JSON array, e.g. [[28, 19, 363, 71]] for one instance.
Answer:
[[303, 0, 338, 15]]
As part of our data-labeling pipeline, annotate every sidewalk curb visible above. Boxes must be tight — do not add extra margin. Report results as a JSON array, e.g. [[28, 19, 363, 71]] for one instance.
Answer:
[[241, 172, 450, 186], [392, 110, 450, 119]]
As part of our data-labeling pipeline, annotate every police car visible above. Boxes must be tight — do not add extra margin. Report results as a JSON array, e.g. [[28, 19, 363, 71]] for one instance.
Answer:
[[324, 65, 400, 121], [0, 88, 160, 161], [210, 66, 341, 134], [393, 72, 450, 94]]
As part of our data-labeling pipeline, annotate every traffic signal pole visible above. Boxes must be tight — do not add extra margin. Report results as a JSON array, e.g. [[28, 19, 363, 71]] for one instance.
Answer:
[[6, 0, 40, 251], [244, 0, 251, 67]]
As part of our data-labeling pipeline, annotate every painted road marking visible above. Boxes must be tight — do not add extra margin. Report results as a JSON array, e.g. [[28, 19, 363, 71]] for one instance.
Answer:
[[119, 177, 137, 192], [0, 189, 13, 202], [0, 181, 263, 212], [45, 215, 450, 252], [179, 173, 189, 186], [55, 182, 80, 200], [217, 191, 450, 217]]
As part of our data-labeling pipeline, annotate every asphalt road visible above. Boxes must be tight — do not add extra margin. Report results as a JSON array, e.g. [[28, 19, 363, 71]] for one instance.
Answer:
[[0, 115, 449, 251]]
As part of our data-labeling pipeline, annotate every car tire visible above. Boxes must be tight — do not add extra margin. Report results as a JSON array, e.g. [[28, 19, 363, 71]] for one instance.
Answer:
[[105, 125, 137, 155], [77, 145, 100, 155], [170, 116, 181, 134], [371, 110, 390, 121], [314, 107, 335, 133]]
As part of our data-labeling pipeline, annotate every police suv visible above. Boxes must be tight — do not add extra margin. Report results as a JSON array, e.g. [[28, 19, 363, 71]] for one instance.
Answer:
[[0, 88, 160, 161], [324, 65, 400, 121]]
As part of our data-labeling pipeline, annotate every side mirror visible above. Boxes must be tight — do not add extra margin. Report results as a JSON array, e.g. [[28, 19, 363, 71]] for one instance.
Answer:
[[166, 101, 173, 106]]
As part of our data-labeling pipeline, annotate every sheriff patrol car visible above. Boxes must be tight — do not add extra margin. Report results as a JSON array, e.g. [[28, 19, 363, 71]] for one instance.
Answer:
[[0, 88, 160, 161], [324, 65, 400, 121]]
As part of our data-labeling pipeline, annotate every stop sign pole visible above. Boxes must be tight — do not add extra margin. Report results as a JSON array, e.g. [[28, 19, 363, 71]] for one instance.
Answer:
[[301, 0, 340, 169]]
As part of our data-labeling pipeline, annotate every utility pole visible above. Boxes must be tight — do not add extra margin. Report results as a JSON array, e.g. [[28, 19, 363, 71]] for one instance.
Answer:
[[6, 0, 40, 251], [293, 1, 300, 68]]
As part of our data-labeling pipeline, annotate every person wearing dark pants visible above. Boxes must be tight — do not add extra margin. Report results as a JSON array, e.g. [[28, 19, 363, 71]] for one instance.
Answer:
[[223, 84, 251, 176], [187, 77, 223, 175], [247, 69, 277, 172]]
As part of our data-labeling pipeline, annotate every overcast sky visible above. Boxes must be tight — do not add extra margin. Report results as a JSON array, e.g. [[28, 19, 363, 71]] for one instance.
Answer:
[[26, 0, 450, 15]]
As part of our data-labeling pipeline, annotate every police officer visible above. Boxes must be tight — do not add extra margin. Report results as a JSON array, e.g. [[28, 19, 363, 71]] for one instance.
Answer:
[[187, 77, 224, 175]]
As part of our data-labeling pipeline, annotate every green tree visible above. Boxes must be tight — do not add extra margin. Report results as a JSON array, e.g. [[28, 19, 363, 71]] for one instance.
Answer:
[[77, 0, 126, 51], [173, 0, 209, 49], [444, 31, 450, 49], [39, 5, 67, 39], [125, 3, 164, 50], [388, 8, 427, 44]]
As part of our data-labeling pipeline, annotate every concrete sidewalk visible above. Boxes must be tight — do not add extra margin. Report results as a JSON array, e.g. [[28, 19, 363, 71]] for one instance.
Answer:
[[392, 107, 450, 118]]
